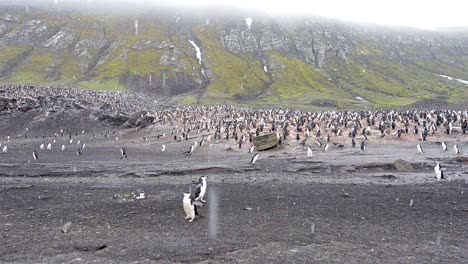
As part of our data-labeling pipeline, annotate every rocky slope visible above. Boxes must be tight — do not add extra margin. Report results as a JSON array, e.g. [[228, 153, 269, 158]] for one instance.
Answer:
[[0, 5, 467, 107]]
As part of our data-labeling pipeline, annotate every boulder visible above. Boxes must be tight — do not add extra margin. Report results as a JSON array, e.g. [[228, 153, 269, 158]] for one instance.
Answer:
[[253, 133, 280, 151]]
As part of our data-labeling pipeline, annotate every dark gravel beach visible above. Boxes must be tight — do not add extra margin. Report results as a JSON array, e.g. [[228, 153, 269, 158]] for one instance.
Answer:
[[0, 86, 467, 263]]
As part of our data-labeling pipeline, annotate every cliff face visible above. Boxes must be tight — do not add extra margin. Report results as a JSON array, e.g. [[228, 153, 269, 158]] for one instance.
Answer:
[[0, 6, 467, 107]]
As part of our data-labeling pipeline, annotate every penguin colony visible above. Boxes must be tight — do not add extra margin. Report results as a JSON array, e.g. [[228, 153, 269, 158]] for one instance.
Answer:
[[0, 85, 467, 221]]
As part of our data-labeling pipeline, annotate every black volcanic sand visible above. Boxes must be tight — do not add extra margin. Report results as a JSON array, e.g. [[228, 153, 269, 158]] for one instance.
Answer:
[[0, 111, 468, 263]]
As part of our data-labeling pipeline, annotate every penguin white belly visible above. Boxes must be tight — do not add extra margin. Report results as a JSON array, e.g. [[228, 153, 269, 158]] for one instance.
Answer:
[[183, 199, 195, 221], [199, 185, 206, 200]]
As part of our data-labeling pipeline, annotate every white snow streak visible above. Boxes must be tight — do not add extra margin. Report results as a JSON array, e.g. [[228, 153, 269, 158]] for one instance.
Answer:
[[188, 40, 202, 65], [245, 17, 252, 29], [355, 96, 369, 102], [437, 74, 468, 85]]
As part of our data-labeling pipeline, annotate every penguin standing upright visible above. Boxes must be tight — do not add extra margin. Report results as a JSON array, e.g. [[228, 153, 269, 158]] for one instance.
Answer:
[[32, 150, 38, 160], [441, 142, 447, 151], [182, 192, 199, 222], [248, 145, 254, 154], [161, 145, 166, 152], [307, 147, 313, 158], [434, 161, 444, 181], [417, 144, 424, 154], [360, 141, 366, 151], [120, 147, 128, 159], [453, 145, 460, 155], [194, 176, 207, 203]]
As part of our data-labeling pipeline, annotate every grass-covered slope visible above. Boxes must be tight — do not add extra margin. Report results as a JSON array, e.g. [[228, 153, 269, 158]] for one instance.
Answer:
[[0, 7, 467, 108]]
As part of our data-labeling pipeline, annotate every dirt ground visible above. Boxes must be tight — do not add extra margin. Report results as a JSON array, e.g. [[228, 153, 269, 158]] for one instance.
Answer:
[[0, 109, 467, 263]]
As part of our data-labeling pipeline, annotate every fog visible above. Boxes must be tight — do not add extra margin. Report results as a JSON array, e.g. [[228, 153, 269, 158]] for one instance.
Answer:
[[1, 0, 468, 30]]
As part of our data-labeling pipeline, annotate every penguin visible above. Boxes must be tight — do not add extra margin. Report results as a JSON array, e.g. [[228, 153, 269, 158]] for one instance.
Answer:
[[2, 145, 7, 153], [182, 192, 199, 222], [360, 141, 366, 151], [120, 147, 128, 159], [40, 143, 44, 150], [161, 145, 166, 152], [194, 176, 207, 203], [76, 148, 82, 156], [32, 150, 38, 160], [61, 144, 66, 152], [47, 143, 52, 150], [307, 147, 313, 158], [250, 153, 259, 164], [316, 140, 322, 147], [324, 143, 330, 152], [80, 142, 86, 150], [184, 144, 195, 157], [417, 144, 424, 154], [351, 138, 356, 148], [434, 162, 444, 181], [133, 189, 145, 200], [441, 142, 447, 151], [453, 145, 460, 155], [248, 145, 254, 154]]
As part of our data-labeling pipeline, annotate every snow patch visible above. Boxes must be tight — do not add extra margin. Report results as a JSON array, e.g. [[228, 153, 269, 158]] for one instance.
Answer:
[[437, 74, 468, 85], [245, 17, 252, 30], [188, 40, 205, 77], [355, 96, 369, 102], [188, 40, 202, 65], [134, 19, 138, 36]]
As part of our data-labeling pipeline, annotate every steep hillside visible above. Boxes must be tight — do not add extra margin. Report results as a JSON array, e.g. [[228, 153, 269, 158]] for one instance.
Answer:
[[0, 6, 467, 108]]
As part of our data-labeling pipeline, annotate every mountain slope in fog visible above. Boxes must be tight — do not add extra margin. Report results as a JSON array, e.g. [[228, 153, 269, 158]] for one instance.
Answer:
[[0, 5, 467, 107]]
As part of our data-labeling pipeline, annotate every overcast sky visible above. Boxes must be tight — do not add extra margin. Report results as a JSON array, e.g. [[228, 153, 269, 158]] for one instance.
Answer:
[[8, 0, 468, 30]]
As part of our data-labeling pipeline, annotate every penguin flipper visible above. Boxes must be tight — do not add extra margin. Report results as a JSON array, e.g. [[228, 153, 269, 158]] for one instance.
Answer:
[[194, 183, 202, 199]]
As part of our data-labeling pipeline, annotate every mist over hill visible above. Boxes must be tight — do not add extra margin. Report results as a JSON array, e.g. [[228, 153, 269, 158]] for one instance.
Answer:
[[0, 3, 467, 108]]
